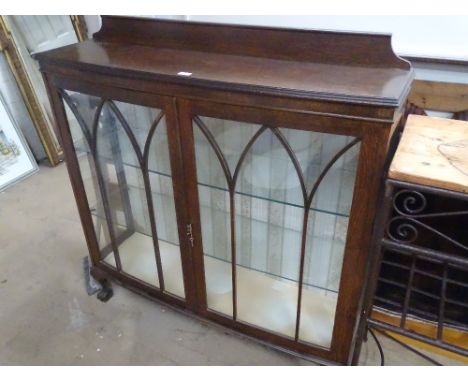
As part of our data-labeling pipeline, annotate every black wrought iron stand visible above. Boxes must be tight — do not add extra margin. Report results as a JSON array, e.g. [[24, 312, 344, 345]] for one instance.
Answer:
[[360, 174, 468, 366]]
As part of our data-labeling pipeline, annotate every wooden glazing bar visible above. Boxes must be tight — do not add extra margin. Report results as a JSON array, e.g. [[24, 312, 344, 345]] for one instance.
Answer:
[[295, 137, 361, 341], [231, 126, 268, 185], [141, 168, 165, 291], [193, 116, 233, 183], [295, 208, 310, 341], [230, 125, 268, 321], [90, 100, 123, 271], [106, 109, 136, 233], [140, 112, 167, 292], [108, 101, 166, 291], [60, 91, 125, 270], [270, 127, 307, 202], [230, 192, 237, 320], [98, 228, 133, 260], [60, 91, 93, 144]]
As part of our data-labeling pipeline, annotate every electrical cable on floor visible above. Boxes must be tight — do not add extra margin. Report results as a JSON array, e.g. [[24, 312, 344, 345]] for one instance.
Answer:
[[368, 327, 385, 366], [369, 326, 444, 366]]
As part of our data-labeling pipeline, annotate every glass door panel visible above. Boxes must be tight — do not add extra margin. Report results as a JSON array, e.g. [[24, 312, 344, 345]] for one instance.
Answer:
[[61, 90, 185, 299], [95, 101, 158, 286], [193, 119, 236, 316], [63, 95, 114, 259], [192, 114, 361, 346], [234, 129, 303, 338], [147, 120, 185, 298], [299, 141, 360, 348]]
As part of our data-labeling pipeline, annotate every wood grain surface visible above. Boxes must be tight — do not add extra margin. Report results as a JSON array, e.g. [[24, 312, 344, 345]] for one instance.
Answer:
[[390, 114, 468, 193]]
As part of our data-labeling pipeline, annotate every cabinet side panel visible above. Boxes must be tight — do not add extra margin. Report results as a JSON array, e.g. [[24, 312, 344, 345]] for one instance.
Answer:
[[42, 73, 102, 266], [331, 127, 391, 363]]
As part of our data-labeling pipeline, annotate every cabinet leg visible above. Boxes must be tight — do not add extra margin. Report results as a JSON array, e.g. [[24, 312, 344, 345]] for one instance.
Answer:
[[84, 257, 114, 302], [96, 279, 114, 302]]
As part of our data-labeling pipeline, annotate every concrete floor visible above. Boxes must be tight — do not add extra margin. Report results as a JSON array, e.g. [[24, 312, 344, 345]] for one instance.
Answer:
[[0, 164, 465, 366]]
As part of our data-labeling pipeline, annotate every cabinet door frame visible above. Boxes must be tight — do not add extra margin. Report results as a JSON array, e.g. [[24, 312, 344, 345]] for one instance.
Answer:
[[44, 74, 198, 309], [178, 97, 390, 364]]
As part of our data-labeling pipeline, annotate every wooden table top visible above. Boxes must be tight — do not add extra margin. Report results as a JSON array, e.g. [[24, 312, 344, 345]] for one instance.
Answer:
[[389, 115, 468, 193]]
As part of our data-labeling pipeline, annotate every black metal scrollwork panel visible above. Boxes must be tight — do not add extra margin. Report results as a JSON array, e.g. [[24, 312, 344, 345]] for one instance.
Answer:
[[374, 184, 468, 357], [387, 188, 468, 254]]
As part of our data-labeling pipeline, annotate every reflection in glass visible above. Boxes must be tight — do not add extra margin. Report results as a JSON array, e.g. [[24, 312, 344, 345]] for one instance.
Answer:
[[63, 98, 113, 259], [194, 123, 233, 316], [298, 142, 359, 347], [62, 91, 185, 299], [234, 129, 303, 337], [193, 115, 360, 347], [147, 120, 185, 298]]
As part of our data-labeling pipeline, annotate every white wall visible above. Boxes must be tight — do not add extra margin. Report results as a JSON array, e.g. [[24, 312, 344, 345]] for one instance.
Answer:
[[85, 15, 468, 60], [185, 16, 468, 62], [186, 16, 468, 84]]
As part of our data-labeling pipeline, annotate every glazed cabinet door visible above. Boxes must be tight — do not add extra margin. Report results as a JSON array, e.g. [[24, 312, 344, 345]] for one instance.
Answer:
[[179, 99, 383, 363], [51, 83, 193, 306]]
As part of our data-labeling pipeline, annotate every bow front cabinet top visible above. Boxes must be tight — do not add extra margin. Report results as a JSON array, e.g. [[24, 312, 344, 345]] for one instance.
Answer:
[[37, 16, 413, 365]]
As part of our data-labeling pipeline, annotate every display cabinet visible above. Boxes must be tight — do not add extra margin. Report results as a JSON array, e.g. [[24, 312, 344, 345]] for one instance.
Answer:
[[37, 16, 413, 365]]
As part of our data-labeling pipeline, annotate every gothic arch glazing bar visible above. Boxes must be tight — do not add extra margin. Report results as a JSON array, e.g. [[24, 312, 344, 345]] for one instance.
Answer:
[[61, 91, 123, 271], [193, 114, 363, 347], [297, 137, 361, 346], [60, 90, 186, 299]]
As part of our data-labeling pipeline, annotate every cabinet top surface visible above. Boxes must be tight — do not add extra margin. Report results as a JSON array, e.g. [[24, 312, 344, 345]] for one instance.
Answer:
[[37, 16, 413, 108], [390, 115, 468, 193]]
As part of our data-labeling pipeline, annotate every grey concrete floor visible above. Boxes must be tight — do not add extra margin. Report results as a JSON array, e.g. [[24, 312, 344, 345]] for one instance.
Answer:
[[0, 164, 465, 366]]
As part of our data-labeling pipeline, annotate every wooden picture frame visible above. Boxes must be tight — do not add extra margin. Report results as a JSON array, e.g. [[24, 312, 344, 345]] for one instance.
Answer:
[[0, 15, 88, 167]]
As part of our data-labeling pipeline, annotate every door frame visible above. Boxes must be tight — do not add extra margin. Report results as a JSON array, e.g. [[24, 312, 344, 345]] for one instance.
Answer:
[[44, 74, 198, 310], [177, 97, 391, 364]]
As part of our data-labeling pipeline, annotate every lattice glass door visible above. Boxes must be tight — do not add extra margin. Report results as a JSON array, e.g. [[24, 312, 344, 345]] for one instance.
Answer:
[[190, 114, 361, 349], [60, 90, 186, 300]]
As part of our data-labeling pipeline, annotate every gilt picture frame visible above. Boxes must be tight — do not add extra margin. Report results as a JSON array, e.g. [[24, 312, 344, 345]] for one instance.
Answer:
[[0, 92, 38, 191]]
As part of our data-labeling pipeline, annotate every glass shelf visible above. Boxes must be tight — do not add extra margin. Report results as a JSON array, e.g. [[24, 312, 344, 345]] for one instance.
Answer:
[[74, 141, 351, 219], [90, 181, 347, 294]]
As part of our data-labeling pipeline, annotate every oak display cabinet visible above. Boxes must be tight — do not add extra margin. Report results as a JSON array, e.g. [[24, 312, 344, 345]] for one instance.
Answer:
[[37, 16, 413, 365]]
